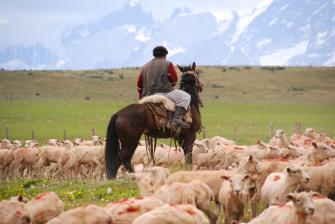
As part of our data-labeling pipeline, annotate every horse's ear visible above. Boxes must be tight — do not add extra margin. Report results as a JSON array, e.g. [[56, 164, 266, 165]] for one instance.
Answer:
[[192, 62, 196, 71], [177, 64, 184, 72]]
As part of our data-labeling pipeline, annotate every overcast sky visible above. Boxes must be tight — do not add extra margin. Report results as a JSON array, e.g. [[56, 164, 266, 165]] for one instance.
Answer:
[[0, 0, 263, 50], [0, 0, 263, 20]]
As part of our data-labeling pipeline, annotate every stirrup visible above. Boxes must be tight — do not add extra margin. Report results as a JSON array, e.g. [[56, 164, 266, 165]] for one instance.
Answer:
[[172, 119, 190, 129]]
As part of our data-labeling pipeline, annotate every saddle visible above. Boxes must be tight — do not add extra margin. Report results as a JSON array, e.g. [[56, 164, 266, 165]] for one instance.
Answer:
[[139, 95, 192, 131]]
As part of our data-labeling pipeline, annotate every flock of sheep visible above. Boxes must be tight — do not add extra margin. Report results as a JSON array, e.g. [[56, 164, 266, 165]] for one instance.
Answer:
[[0, 136, 106, 179], [1, 127, 335, 223], [0, 191, 210, 224]]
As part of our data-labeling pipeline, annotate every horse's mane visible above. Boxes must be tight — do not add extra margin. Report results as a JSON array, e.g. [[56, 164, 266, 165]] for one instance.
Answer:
[[180, 73, 200, 111]]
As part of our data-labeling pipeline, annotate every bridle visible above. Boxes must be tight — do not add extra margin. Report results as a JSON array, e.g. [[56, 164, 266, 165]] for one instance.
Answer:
[[180, 70, 203, 92]]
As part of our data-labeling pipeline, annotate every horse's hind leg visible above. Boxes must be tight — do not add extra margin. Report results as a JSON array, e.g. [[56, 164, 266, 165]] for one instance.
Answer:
[[119, 144, 136, 173], [119, 136, 141, 173]]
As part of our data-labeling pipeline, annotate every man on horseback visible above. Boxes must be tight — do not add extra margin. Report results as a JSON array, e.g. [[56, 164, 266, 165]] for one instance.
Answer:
[[136, 46, 191, 129]]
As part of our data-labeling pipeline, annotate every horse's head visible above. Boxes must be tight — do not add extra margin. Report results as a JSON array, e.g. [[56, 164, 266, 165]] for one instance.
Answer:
[[177, 62, 203, 108], [177, 62, 202, 92]]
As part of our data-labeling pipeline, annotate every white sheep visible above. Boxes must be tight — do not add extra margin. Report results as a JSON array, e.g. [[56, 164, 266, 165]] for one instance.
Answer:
[[261, 164, 310, 206]]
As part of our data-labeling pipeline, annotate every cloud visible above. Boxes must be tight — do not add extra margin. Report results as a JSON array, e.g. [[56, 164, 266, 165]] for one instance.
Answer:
[[168, 46, 186, 57], [135, 28, 151, 42], [128, 0, 140, 7], [0, 17, 9, 24], [138, 0, 263, 21], [56, 58, 69, 68], [0, 0, 263, 25]]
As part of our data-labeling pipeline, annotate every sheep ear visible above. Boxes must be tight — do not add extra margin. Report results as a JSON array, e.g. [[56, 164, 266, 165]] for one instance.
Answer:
[[286, 193, 296, 201], [18, 195, 23, 202], [312, 141, 317, 148], [128, 173, 137, 181], [221, 175, 229, 180], [309, 191, 322, 198]]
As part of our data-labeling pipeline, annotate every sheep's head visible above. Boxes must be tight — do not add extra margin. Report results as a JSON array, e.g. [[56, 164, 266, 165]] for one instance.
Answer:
[[286, 165, 310, 184], [221, 174, 249, 195], [286, 191, 317, 216], [304, 128, 316, 138], [312, 141, 335, 159], [238, 155, 262, 174], [128, 172, 156, 196], [275, 129, 285, 138]]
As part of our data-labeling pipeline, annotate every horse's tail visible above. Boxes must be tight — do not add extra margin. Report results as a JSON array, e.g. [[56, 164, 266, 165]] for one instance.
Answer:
[[105, 113, 120, 179]]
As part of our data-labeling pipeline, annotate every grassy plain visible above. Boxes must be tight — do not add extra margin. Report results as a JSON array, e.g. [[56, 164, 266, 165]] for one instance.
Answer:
[[0, 101, 334, 145], [0, 66, 334, 143]]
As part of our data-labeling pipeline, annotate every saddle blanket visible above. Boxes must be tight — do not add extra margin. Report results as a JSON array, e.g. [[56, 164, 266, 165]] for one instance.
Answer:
[[139, 95, 192, 130]]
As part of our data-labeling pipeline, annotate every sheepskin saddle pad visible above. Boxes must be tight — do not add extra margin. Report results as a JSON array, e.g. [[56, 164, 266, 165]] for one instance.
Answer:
[[139, 95, 176, 111], [139, 95, 192, 130]]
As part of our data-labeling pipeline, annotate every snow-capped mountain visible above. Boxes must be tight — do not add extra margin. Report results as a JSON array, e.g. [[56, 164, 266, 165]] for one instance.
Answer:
[[0, 43, 58, 70], [61, 3, 156, 48], [225, 0, 335, 65], [0, 0, 334, 69]]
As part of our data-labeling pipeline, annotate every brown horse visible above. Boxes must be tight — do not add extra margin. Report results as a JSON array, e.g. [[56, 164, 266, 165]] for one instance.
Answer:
[[105, 63, 203, 179]]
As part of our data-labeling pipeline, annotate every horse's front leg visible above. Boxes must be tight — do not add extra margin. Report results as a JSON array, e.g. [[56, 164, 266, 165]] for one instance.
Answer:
[[124, 159, 134, 173], [179, 133, 196, 165]]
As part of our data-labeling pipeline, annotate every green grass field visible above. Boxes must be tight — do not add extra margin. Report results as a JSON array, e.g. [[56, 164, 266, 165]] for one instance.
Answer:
[[0, 178, 139, 210], [1, 66, 335, 143], [0, 101, 334, 145]]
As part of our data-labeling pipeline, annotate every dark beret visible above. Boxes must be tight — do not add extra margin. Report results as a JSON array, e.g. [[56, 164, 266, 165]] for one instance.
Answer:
[[153, 46, 168, 57]]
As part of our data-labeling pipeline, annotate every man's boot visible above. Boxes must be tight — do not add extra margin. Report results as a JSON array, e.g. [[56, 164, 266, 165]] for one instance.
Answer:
[[171, 106, 190, 129]]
